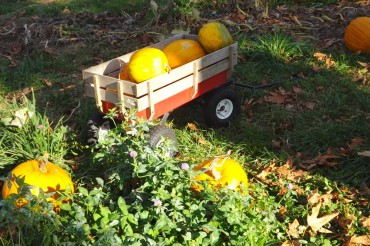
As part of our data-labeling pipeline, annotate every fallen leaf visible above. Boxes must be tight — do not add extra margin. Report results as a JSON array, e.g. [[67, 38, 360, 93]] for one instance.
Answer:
[[359, 216, 370, 232], [307, 189, 333, 205], [312, 64, 321, 72], [307, 202, 339, 234], [349, 137, 365, 150], [301, 102, 315, 110], [361, 183, 370, 195], [292, 86, 303, 94], [281, 240, 301, 246], [347, 235, 370, 245], [288, 219, 300, 238], [265, 91, 286, 104], [272, 139, 283, 149], [358, 61, 370, 68], [358, 151, 370, 157], [187, 123, 199, 131], [197, 137, 208, 145]]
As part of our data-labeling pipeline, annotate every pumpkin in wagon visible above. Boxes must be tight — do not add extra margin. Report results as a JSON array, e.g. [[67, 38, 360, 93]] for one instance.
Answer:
[[128, 47, 170, 83], [119, 63, 131, 81], [344, 17, 370, 53], [198, 22, 233, 54], [2, 155, 74, 208], [163, 39, 206, 69], [191, 157, 248, 192]]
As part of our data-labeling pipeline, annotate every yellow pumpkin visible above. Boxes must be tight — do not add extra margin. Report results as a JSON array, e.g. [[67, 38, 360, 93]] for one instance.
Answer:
[[198, 22, 233, 54], [128, 47, 170, 83], [2, 158, 74, 207], [163, 39, 206, 69], [191, 157, 248, 192], [344, 17, 370, 53]]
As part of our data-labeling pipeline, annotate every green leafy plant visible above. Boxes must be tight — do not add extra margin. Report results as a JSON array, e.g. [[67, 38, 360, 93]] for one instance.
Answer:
[[0, 91, 70, 169]]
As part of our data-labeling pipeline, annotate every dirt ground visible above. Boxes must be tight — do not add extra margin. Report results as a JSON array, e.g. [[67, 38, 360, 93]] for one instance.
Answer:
[[0, 1, 369, 64]]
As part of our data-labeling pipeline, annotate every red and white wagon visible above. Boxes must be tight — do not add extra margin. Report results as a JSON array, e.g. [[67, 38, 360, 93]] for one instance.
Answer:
[[82, 34, 240, 152]]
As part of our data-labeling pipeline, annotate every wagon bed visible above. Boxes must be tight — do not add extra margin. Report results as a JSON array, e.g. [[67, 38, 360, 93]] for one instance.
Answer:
[[82, 34, 238, 121]]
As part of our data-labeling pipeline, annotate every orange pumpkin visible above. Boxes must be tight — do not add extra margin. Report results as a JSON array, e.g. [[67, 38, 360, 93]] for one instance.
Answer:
[[128, 47, 170, 83], [119, 63, 131, 81], [198, 22, 233, 54], [344, 17, 370, 53], [163, 39, 206, 69], [191, 157, 248, 192], [2, 157, 74, 207]]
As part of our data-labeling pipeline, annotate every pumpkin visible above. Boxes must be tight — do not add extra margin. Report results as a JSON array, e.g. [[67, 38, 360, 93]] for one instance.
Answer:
[[191, 157, 248, 192], [163, 39, 206, 69], [344, 17, 370, 53], [198, 22, 233, 54], [128, 47, 170, 83], [2, 156, 74, 207], [119, 63, 131, 81]]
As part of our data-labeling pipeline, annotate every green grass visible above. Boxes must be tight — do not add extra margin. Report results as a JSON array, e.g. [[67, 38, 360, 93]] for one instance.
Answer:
[[0, 0, 146, 17], [0, 1, 369, 245]]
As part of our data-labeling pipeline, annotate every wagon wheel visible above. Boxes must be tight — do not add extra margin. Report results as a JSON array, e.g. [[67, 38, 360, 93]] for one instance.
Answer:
[[148, 125, 178, 157], [86, 110, 117, 146], [202, 86, 241, 127]]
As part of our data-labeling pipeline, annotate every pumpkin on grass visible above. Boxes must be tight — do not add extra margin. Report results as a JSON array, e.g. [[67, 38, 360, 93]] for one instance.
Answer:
[[163, 39, 206, 69], [128, 47, 170, 83], [2, 154, 74, 208], [198, 22, 233, 54], [191, 157, 248, 192], [344, 17, 370, 53]]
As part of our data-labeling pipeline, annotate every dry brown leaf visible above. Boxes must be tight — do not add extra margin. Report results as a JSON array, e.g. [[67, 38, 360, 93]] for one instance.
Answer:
[[361, 183, 370, 195], [288, 219, 300, 238], [358, 151, 370, 157], [358, 61, 370, 68], [307, 189, 334, 205], [265, 91, 286, 104], [349, 137, 365, 150], [187, 123, 199, 131], [292, 86, 303, 94], [302, 102, 315, 110], [347, 235, 370, 245], [359, 216, 370, 232], [197, 137, 208, 145], [281, 240, 301, 246], [307, 202, 339, 234], [314, 52, 327, 60], [279, 206, 287, 217], [312, 64, 321, 72]]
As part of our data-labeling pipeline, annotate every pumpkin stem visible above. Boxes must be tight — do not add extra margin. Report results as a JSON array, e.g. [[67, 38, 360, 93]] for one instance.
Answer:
[[38, 152, 49, 173]]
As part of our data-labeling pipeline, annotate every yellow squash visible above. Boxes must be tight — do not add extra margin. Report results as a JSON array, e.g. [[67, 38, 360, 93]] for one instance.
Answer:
[[198, 22, 233, 54], [163, 39, 206, 69], [128, 47, 170, 83]]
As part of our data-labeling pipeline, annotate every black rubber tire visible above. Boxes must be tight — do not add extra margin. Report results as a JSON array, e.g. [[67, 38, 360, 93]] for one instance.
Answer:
[[203, 86, 241, 127], [86, 110, 116, 146], [148, 125, 178, 157]]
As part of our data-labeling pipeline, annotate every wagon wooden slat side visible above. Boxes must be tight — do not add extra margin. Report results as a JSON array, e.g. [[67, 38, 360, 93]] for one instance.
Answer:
[[82, 34, 238, 121]]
